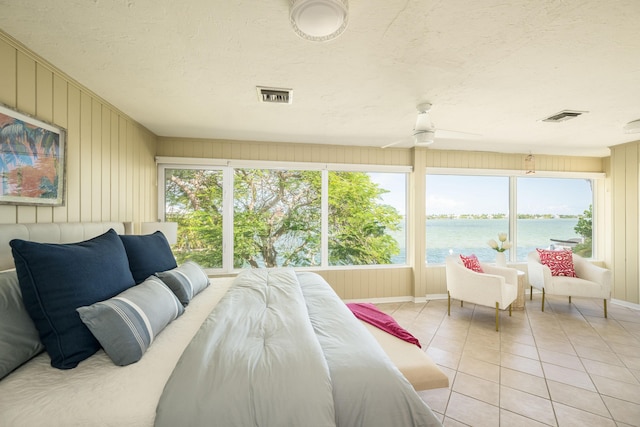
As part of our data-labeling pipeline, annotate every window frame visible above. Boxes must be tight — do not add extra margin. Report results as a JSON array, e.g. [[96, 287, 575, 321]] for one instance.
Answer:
[[157, 157, 411, 274], [159, 164, 230, 272], [426, 167, 604, 265]]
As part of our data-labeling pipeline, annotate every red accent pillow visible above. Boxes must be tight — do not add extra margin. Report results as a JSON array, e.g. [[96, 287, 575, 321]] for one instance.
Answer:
[[460, 254, 484, 273], [536, 249, 577, 277]]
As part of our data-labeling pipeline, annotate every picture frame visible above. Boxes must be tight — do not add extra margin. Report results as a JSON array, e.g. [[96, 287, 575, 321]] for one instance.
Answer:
[[0, 103, 66, 206]]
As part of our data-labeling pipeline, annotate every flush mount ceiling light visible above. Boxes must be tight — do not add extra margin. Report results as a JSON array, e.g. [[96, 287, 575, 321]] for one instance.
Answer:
[[290, 0, 348, 42], [623, 119, 640, 134]]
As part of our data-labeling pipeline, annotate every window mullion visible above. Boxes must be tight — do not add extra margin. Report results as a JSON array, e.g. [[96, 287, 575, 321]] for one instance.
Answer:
[[157, 165, 166, 222], [223, 167, 234, 273], [321, 169, 329, 268], [509, 176, 517, 263]]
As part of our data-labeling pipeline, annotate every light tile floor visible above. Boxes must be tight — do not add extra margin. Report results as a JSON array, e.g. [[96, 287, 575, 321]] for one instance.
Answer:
[[376, 293, 640, 426]]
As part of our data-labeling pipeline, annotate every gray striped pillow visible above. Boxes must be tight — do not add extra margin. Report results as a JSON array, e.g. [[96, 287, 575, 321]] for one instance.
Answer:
[[77, 276, 184, 366], [155, 261, 210, 306]]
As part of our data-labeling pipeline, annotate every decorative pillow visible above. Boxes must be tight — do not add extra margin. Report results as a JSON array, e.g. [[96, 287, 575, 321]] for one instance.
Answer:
[[536, 248, 577, 277], [155, 261, 210, 306], [120, 231, 177, 284], [460, 254, 484, 273], [0, 269, 44, 379], [77, 276, 184, 366], [10, 229, 135, 369]]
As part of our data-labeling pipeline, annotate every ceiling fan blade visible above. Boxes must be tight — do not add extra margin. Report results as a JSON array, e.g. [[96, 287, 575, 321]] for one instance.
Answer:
[[382, 137, 411, 149], [435, 128, 482, 139]]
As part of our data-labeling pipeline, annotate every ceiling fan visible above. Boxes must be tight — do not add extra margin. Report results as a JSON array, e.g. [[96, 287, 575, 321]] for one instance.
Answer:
[[382, 103, 479, 148]]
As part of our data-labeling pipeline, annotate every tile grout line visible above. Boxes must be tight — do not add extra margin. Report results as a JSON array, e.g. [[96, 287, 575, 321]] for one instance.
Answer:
[[526, 294, 561, 427]]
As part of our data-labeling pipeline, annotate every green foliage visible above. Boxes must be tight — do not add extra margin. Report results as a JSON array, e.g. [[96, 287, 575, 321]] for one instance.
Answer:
[[573, 204, 593, 257], [573, 238, 592, 258], [574, 204, 592, 239], [328, 172, 400, 265], [164, 168, 402, 269], [232, 169, 322, 268], [165, 169, 224, 268]]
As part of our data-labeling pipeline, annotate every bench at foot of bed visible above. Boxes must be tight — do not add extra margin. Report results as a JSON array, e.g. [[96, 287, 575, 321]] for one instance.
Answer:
[[361, 320, 449, 391]]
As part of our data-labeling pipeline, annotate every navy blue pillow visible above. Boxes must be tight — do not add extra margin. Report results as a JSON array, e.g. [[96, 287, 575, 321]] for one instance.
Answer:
[[10, 229, 135, 369], [119, 231, 177, 284]]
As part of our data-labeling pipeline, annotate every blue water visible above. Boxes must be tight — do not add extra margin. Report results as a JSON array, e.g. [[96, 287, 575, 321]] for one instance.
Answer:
[[425, 218, 582, 264]]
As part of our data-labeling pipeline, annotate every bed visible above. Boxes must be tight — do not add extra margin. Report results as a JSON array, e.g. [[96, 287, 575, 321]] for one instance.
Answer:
[[0, 222, 443, 427]]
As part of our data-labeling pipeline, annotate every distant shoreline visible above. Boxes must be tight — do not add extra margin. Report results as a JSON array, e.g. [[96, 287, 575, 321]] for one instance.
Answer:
[[427, 214, 582, 220]]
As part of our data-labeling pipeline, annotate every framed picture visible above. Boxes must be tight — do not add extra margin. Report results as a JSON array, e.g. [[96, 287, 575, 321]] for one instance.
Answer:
[[0, 104, 66, 206]]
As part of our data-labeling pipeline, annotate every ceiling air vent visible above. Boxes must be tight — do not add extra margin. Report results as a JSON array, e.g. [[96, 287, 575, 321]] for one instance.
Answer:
[[256, 86, 292, 104], [541, 110, 588, 122]]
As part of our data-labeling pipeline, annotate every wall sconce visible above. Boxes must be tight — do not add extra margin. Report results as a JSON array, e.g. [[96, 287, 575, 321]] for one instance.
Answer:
[[141, 222, 178, 245], [524, 153, 535, 174]]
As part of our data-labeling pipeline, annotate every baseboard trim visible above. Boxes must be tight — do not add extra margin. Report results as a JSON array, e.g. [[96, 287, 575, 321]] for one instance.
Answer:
[[343, 296, 640, 311], [426, 293, 448, 301], [342, 296, 414, 304], [342, 295, 433, 304], [343, 294, 640, 310], [611, 299, 640, 311]]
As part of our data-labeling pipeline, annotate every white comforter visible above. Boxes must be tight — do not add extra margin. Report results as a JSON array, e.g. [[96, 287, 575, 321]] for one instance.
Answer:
[[155, 269, 440, 427]]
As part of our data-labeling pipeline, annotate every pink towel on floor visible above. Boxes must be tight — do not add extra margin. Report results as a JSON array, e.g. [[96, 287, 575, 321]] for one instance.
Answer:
[[346, 302, 421, 348]]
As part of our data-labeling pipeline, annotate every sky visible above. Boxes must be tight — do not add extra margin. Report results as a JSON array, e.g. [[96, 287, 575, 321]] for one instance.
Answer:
[[369, 172, 407, 215], [425, 175, 592, 216], [358, 173, 593, 217]]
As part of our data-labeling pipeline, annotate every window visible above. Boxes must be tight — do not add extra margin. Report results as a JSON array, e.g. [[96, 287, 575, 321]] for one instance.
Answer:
[[426, 175, 509, 263], [164, 167, 224, 269], [516, 177, 593, 261], [426, 170, 598, 264], [328, 171, 406, 266], [159, 161, 409, 272], [233, 169, 321, 268]]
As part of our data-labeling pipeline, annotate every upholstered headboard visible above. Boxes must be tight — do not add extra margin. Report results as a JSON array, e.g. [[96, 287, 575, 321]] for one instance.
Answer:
[[0, 222, 133, 271]]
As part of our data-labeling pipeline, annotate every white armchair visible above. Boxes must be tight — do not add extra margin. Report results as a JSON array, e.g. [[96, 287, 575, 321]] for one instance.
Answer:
[[445, 255, 518, 331], [527, 251, 612, 317]]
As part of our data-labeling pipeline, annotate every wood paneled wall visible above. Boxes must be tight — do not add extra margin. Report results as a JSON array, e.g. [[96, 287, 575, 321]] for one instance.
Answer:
[[610, 141, 640, 304], [424, 149, 605, 172], [0, 31, 157, 229], [157, 137, 413, 166], [315, 268, 414, 301]]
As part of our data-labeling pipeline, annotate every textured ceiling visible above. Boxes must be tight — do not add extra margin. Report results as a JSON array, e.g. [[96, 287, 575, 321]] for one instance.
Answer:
[[1, 0, 639, 156]]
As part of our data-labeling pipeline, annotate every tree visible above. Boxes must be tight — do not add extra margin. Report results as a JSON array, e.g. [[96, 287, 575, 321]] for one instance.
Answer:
[[328, 172, 401, 265], [574, 204, 592, 238], [164, 168, 402, 268], [573, 204, 592, 257], [232, 169, 322, 268], [165, 169, 224, 268]]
